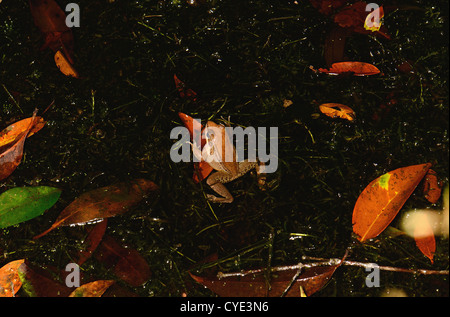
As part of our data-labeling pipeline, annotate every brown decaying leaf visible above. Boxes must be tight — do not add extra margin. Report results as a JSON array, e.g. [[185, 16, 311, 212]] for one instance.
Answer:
[[423, 169, 442, 204], [76, 219, 108, 266], [0, 111, 40, 181], [94, 235, 151, 287], [69, 280, 115, 297], [33, 179, 159, 239], [0, 259, 25, 297], [352, 163, 432, 242], [29, 0, 74, 63], [190, 265, 339, 297]]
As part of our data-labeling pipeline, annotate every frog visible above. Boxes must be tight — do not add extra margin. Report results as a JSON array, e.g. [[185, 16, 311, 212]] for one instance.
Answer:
[[190, 120, 266, 203]]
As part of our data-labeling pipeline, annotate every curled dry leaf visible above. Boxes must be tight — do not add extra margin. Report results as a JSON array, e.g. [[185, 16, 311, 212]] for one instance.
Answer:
[[0, 116, 45, 148], [319, 103, 355, 121], [352, 163, 432, 242], [33, 179, 159, 239], [178, 112, 213, 182], [0, 259, 25, 297], [0, 111, 41, 181]]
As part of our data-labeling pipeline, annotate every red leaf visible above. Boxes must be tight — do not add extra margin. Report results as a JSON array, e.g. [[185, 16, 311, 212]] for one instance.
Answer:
[[352, 163, 432, 242], [190, 265, 339, 297], [174, 74, 198, 101], [318, 61, 381, 76], [94, 235, 151, 287], [77, 219, 108, 266], [423, 169, 442, 204], [414, 213, 436, 264], [29, 0, 75, 64]]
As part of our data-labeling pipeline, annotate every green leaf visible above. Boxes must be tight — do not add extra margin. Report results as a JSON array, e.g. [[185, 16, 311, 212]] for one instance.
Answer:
[[0, 186, 62, 229]]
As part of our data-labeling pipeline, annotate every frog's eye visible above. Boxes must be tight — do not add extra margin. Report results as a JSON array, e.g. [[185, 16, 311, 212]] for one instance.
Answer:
[[206, 130, 214, 139]]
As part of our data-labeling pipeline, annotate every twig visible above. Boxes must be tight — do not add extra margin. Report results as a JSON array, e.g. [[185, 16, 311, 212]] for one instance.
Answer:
[[302, 255, 449, 275], [217, 256, 449, 278]]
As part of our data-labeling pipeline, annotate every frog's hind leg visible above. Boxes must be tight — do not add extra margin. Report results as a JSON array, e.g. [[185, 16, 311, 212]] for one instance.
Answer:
[[206, 171, 235, 203]]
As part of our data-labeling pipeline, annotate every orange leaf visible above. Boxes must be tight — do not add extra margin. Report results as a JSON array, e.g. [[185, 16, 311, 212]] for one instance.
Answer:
[[319, 103, 355, 121], [0, 111, 40, 181], [352, 163, 432, 242], [190, 265, 339, 297], [0, 259, 25, 297], [423, 169, 442, 204], [178, 112, 213, 182], [54, 50, 79, 78], [0, 116, 45, 148], [318, 61, 381, 76], [413, 213, 436, 264], [69, 280, 115, 297], [33, 179, 159, 239]]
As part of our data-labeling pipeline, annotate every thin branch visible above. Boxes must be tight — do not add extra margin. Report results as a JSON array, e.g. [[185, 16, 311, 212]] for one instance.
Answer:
[[217, 256, 449, 279]]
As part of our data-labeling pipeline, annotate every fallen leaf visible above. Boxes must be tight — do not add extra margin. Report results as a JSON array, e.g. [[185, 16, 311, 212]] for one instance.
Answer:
[[94, 235, 151, 287], [317, 61, 381, 76], [333, 1, 389, 39], [189, 265, 339, 297], [0, 259, 25, 297], [29, 0, 74, 63], [0, 116, 45, 148], [423, 169, 442, 204], [352, 163, 432, 242], [17, 260, 73, 297], [76, 219, 108, 266], [364, 6, 384, 32], [319, 103, 355, 121], [69, 280, 115, 297], [0, 186, 61, 229], [413, 213, 436, 264], [178, 112, 213, 182], [33, 179, 159, 239], [0, 111, 39, 181], [174, 74, 198, 101], [54, 50, 79, 78]]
